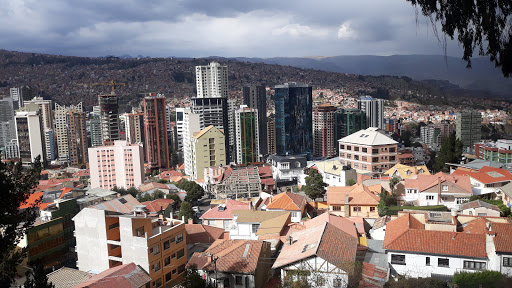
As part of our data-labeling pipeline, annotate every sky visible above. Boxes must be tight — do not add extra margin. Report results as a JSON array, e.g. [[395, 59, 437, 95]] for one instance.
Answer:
[[0, 0, 464, 58]]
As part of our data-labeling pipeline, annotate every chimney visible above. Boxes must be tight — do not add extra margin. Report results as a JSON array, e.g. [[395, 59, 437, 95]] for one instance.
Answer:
[[188, 219, 193, 224], [344, 194, 350, 217]]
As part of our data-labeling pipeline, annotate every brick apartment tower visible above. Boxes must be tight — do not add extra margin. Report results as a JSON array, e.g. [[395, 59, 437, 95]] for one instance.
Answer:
[[313, 104, 337, 158], [144, 93, 170, 170], [98, 94, 120, 144]]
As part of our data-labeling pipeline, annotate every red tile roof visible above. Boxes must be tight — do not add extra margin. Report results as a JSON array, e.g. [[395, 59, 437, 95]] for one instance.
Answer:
[[359, 262, 387, 288], [141, 198, 174, 212], [273, 222, 358, 269], [266, 192, 306, 211], [304, 213, 358, 239], [490, 222, 512, 253], [138, 182, 170, 193], [404, 172, 472, 193], [188, 239, 266, 274], [200, 199, 250, 220], [327, 184, 380, 206], [384, 213, 487, 258], [452, 166, 512, 184], [19, 192, 43, 209], [185, 224, 225, 244], [74, 263, 151, 288]]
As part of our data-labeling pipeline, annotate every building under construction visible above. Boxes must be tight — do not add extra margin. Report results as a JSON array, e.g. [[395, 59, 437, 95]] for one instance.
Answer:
[[98, 94, 120, 143], [215, 166, 261, 199]]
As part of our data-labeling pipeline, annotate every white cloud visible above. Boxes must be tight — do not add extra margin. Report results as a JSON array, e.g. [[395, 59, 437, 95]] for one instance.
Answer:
[[337, 22, 356, 39]]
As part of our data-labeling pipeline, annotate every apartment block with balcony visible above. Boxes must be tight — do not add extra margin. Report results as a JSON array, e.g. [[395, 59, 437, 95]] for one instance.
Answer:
[[189, 125, 225, 180], [73, 205, 187, 288], [338, 127, 398, 173]]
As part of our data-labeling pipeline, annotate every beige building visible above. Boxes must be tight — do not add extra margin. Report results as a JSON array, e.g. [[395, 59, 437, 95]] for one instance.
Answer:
[[54, 102, 83, 163], [88, 140, 144, 190], [338, 127, 398, 173], [189, 126, 226, 180]]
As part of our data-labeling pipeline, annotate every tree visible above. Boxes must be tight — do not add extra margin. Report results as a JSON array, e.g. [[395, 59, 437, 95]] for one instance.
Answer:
[[179, 181, 205, 203], [434, 132, 463, 172], [303, 169, 326, 200], [24, 262, 54, 288], [346, 179, 356, 186], [389, 177, 400, 193], [452, 270, 510, 288], [152, 189, 165, 200], [0, 158, 42, 286], [407, 0, 512, 77], [378, 189, 398, 217], [178, 201, 195, 223], [182, 264, 212, 288], [126, 187, 138, 198]]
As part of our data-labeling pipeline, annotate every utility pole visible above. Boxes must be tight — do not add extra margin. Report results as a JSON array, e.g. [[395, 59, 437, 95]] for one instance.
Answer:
[[209, 254, 219, 288]]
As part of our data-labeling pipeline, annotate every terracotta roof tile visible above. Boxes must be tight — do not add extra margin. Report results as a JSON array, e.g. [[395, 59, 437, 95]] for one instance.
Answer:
[[187, 239, 266, 274], [327, 184, 380, 206], [74, 263, 151, 288], [185, 224, 225, 244], [141, 198, 174, 213], [200, 199, 250, 220], [304, 213, 358, 239], [266, 192, 306, 211], [452, 166, 512, 184], [19, 192, 43, 209], [490, 222, 512, 253]]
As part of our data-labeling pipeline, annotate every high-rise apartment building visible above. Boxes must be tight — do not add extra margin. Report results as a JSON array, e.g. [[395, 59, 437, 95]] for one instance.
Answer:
[[267, 117, 276, 155], [191, 97, 230, 164], [15, 111, 46, 165], [243, 85, 268, 156], [67, 111, 88, 167], [227, 98, 240, 162], [195, 62, 228, 98], [88, 140, 144, 190], [456, 111, 482, 151], [235, 105, 259, 164], [182, 109, 201, 178], [144, 94, 169, 170], [189, 126, 226, 180], [420, 125, 441, 147], [274, 83, 313, 155], [334, 109, 367, 152], [0, 97, 16, 149], [124, 109, 145, 144], [10, 86, 31, 110], [24, 97, 53, 130], [73, 203, 187, 288], [313, 104, 337, 158], [98, 94, 120, 143], [5, 139, 19, 159], [55, 103, 83, 163], [175, 108, 186, 152], [357, 96, 384, 129]]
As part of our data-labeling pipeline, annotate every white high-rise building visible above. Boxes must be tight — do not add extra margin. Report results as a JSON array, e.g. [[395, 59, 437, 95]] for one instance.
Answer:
[[182, 109, 201, 178], [55, 102, 83, 163], [175, 108, 186, 151], [228, 98, 241, 162], [195, 62, 228, 98], [0, 97, 15, 149], [357, 96, 384, 130], [88, 140, 144, 190], [15, 111, 45, 165], [5, 139, 19, 159]]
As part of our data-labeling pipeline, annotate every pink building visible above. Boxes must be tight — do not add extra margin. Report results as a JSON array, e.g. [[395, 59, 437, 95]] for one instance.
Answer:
[[313, 104, 337, 158], [338, 127, 398, 173], [88, 140, 144, 190]]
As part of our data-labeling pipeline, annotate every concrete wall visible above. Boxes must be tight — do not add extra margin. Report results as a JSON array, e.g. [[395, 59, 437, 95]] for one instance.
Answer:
[[73, 208, 110, 272], [281, 256, 349, 288]]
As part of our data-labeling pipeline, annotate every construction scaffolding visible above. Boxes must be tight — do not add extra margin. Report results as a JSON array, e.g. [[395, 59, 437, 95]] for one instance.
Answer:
[[215, 166, 261, 199]]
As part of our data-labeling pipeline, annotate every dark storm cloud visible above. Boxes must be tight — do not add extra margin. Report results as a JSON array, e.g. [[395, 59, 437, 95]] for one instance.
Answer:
[[0, 0, 463, 57]]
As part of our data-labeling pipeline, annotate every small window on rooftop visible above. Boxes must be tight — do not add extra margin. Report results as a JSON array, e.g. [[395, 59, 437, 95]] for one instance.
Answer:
[[118, 198, 127, 204]]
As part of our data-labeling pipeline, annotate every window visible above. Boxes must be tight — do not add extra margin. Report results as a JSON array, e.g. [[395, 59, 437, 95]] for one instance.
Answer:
[[362, 148, 367, 153], [178, 264, 185, 274], [316, 276, 326, 286], [391, 254, 405, 265], [172, 269, 177, 275], [150, 245, 160, 255], [438, 258, 449, 267], [252, 224, 260, 233], [235, 276, 243, 285], [442, 185, 448, 191], [163, 240, 170, 250], [152, 261, 161, 272], [164, 256, 170, 266], [463, 260, 486, 270], [223, 220, 229, 229], [171, 253, 176, 259], [370, 207, 376, 212], [165, 272, 172, 282], [372, 157, 379, 162], [333, 206, 341, 211], [347, 146, 352, 151], [354, 146, 359, 152], [333, 278, 343, 288], [441, 196, 448, 201], [340, 144, 345, 150], [426, 195, 434, 200], [135, 226, 145, 237], [176, 233, 183, 244], [153, 279, 162, 288], [478, 213, 487, 216], [389, 148, 396, 153], [353, 207, 361, 212], [108, 222, 119, 230], [503, 257, 512, 267], [291, 212, 300, 218], [372, 149, 379, 154], [426, 257, 430, 266], [177, 248, 185, 259]]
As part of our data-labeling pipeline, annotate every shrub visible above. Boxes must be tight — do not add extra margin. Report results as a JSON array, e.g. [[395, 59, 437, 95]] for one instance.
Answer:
[[452, 271, 507, 288]]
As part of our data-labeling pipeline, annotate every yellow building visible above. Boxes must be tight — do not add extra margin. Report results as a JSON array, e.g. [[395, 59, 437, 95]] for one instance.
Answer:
[[384, 163, 430, 180], [191, 126, 226, 180]]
